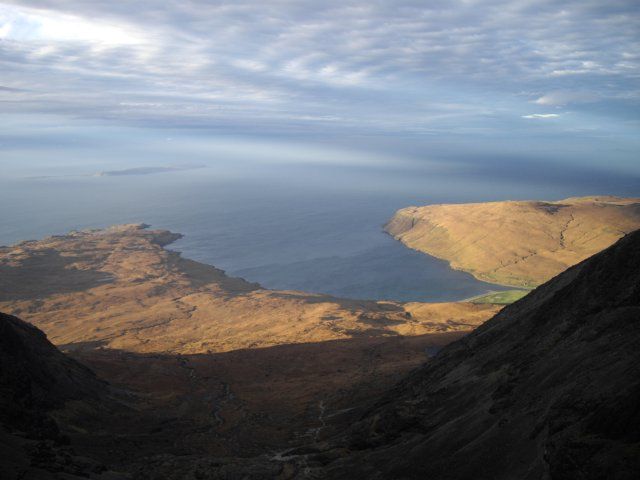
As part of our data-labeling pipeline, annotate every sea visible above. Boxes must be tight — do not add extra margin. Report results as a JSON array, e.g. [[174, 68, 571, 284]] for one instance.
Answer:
[[2, 152, 636, 302]]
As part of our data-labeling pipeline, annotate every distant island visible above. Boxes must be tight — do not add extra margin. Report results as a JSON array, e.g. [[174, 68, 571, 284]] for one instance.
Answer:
[[385, 196, 640, 287], [26, 165, 206, 180], [95, 165, 204, 176]]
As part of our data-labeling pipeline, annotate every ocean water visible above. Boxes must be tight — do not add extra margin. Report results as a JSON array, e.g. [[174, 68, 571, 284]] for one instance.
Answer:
[[1, 159, 635, 302]]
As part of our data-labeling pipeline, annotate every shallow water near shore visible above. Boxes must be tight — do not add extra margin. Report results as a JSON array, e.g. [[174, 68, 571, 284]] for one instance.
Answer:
[[1, 160, 633, 302]]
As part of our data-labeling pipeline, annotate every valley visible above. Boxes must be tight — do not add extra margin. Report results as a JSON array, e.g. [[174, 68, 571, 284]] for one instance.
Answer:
[[0, 223, 498, 473]]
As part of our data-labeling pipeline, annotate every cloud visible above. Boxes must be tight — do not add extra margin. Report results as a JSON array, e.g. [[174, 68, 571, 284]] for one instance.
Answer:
[[535, 91, 600, 106], [522, 114, 560, 119], [0, 3, 146, 45], [0, 0, 638, 140]]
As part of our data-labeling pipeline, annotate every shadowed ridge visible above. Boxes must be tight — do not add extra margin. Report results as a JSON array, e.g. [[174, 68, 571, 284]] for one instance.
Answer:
[[312, 230, 640, 479], [0, 312, 107, 435], [0, 312, 126, 479]]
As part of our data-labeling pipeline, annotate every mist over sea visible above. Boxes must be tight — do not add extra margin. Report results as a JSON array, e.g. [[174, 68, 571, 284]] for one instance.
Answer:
[[2, 143, 638, 302]]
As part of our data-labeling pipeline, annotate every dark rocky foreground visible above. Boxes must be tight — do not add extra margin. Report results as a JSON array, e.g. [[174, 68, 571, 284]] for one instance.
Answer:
[[0, 311, 127, 479], [1, 230, 639, 479], [296, 229, 640, 479]]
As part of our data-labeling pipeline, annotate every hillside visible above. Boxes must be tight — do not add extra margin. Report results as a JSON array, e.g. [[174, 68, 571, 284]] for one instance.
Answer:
[[292, 229, 640, 479], [0, 312, 124, 479], [385, 196, 640, 287], [0, 224, 498, 354]]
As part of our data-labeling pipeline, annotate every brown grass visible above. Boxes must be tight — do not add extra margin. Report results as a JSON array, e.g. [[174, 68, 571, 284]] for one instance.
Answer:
[[385, 196, 640, 287]]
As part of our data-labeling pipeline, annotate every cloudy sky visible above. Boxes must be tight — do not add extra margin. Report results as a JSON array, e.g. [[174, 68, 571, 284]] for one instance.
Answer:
[[1, 0, 639, 178]]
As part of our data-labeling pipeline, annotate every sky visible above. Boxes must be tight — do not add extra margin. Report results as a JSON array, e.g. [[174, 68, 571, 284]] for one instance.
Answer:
[[1, 0, 639, 182]]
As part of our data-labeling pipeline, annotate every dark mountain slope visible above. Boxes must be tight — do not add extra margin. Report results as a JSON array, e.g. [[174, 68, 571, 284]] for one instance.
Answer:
[[313, 229, 640, 479], [0, 312, 124, 479], [0, 312, 106, 435]]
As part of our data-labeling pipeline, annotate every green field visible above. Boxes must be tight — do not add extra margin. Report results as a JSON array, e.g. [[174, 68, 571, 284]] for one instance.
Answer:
[[470, 289, 530, 305]]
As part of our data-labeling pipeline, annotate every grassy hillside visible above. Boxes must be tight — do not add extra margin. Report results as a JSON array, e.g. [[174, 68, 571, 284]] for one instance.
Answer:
[[385, 196, 640, 287]]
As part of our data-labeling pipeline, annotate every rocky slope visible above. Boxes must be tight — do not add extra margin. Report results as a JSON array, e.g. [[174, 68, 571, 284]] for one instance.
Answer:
[[385, 196, 640, 287], [0, 312, 124, 479], [293, 229, 640, 479]]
